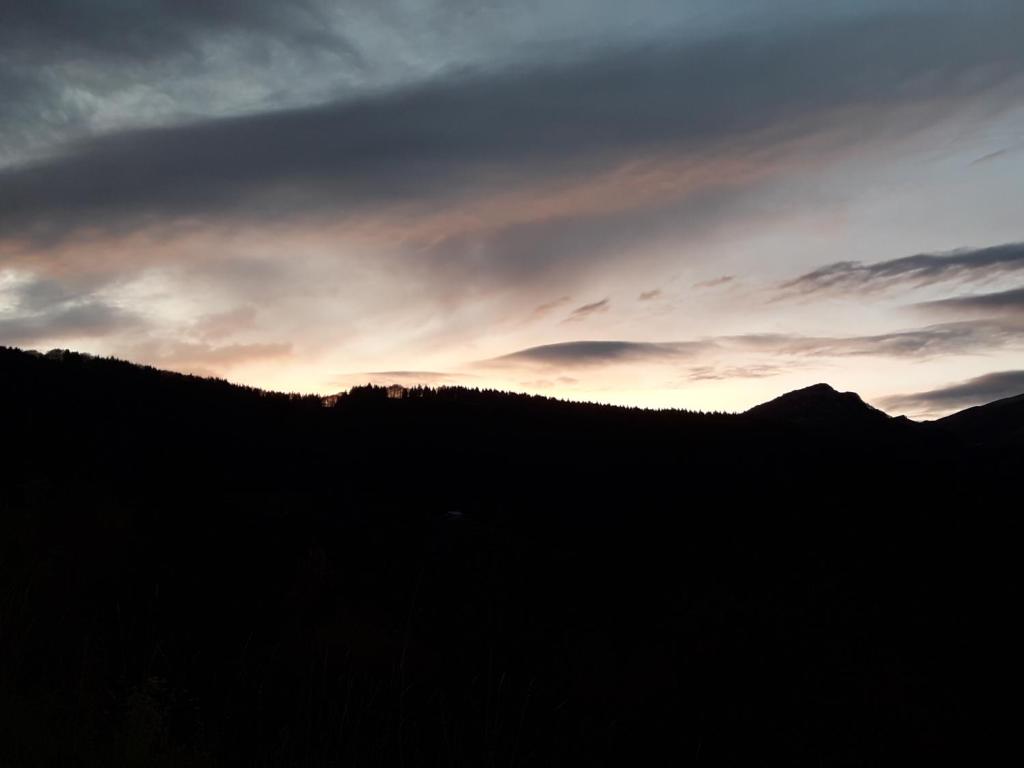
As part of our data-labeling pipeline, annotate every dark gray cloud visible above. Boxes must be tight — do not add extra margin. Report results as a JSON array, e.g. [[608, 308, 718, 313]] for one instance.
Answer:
[[638, 289, 661, 301], [2, 4, 1022, 244], [880, 370, 1024, 415], [0, 1, 368, 164], [0, 275, 143, 345], [780, 242, 1024, 295], [564, 298, 610, 322], [916, 286, 1024, 315], [0, 1, 344, 61], [489, 340, 709, 367], [0, 301, 140, 346]]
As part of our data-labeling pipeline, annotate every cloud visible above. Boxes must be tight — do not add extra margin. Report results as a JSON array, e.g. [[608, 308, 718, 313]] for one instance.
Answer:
[[0, 1, 370, 165], [398, 180, 773, 300], [880, 370, 1024, 416], [563, 298, 610, 322], [780, 242, 1024, 295], [970, 148, 1011, 166], [192, 306, 260, 341], [730, 320, 1024, 358], [0, 1, 345, 61], [688, 364, 785, 381], [3, 2, 1023, 402], [491, 314, 1024, 374], [531, 296, 571, 318], [2, 5, 1022, 246], [487, 340, 710, 367], [0, 274, 143, 345], [916, 286, 1024, 315], [0, 301, 141, 346], [693, 275, 734, 289]]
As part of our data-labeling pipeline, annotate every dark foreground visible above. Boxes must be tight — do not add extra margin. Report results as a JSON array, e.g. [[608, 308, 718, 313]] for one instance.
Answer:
[[0, 347, 1017, 766]]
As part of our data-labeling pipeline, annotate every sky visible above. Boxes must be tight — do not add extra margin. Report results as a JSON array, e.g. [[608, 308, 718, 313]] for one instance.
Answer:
[[1, 1, 1023, 418]]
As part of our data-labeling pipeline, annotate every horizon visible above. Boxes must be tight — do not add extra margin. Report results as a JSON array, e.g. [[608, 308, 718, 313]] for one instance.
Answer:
[[3, 2, 1024, 419], [10, 343, 1023, 422]]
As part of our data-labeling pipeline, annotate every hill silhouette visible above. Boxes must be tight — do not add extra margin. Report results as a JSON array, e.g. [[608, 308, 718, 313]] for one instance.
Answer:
[[0, 346, 1015, 766], [935, 391, 1024, 444], [744, 382, 893, 427]]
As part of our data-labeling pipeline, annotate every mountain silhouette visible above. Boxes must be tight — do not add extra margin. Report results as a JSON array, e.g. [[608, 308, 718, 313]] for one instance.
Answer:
[[0, 345, 1016, 766], [744, 382, 893, 427]]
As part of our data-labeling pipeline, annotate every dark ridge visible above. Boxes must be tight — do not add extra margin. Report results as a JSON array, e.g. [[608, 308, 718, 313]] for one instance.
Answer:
[[0, 345, 1016, 766], [744, 382, 892, 426], [934, 391, 1024, 456]]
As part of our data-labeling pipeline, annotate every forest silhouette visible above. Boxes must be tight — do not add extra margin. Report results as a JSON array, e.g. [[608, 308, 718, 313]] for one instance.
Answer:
[[1, 346, 1017, 766]]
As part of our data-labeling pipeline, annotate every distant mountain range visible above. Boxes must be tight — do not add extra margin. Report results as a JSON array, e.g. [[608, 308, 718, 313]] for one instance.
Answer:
[[0, 345, 1014, 766]]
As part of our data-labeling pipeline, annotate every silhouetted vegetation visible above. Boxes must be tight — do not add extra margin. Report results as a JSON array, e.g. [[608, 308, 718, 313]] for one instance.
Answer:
[[0, 347, 1015, 766]]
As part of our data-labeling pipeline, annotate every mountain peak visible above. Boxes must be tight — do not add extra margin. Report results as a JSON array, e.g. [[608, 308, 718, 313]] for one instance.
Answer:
[[745, 383, 890, 426]]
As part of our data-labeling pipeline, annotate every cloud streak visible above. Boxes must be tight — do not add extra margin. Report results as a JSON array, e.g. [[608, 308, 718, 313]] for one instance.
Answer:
[[687, 364, 785, 381], [780, 242, 1024, 296], [916, 286, 1024, 315], [880, 370, 1024, 416], [731, 320, 1024, 358], [488, 340, 710, 367], [563, 298, 610, 322], [693, 275, 734, 289], [491, 317, 1024, 372]]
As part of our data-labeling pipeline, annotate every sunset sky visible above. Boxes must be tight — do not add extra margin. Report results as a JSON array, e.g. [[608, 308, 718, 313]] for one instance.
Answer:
[[2, 1, 1023, 417]]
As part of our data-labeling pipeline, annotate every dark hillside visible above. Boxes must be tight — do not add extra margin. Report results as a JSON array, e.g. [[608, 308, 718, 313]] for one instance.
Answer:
[[0, 346, 1014, 766]]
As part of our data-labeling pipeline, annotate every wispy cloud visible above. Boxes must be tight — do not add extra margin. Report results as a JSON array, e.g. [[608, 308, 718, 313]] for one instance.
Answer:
[[779, 242, 1024, 296], [488, 340, 709, 367], [969, 148, 1010, 166], [880, 370, 1024, 417], [563, 298, 610, 323], [915, 286, 1024, 315], [531, 296, 571, 318], [693, 275, 734, 289], [638, 289, 662, 301], [687, 364, 785, 381], [491, 316, 1024, 373], [730, 320, 1024, 358]]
